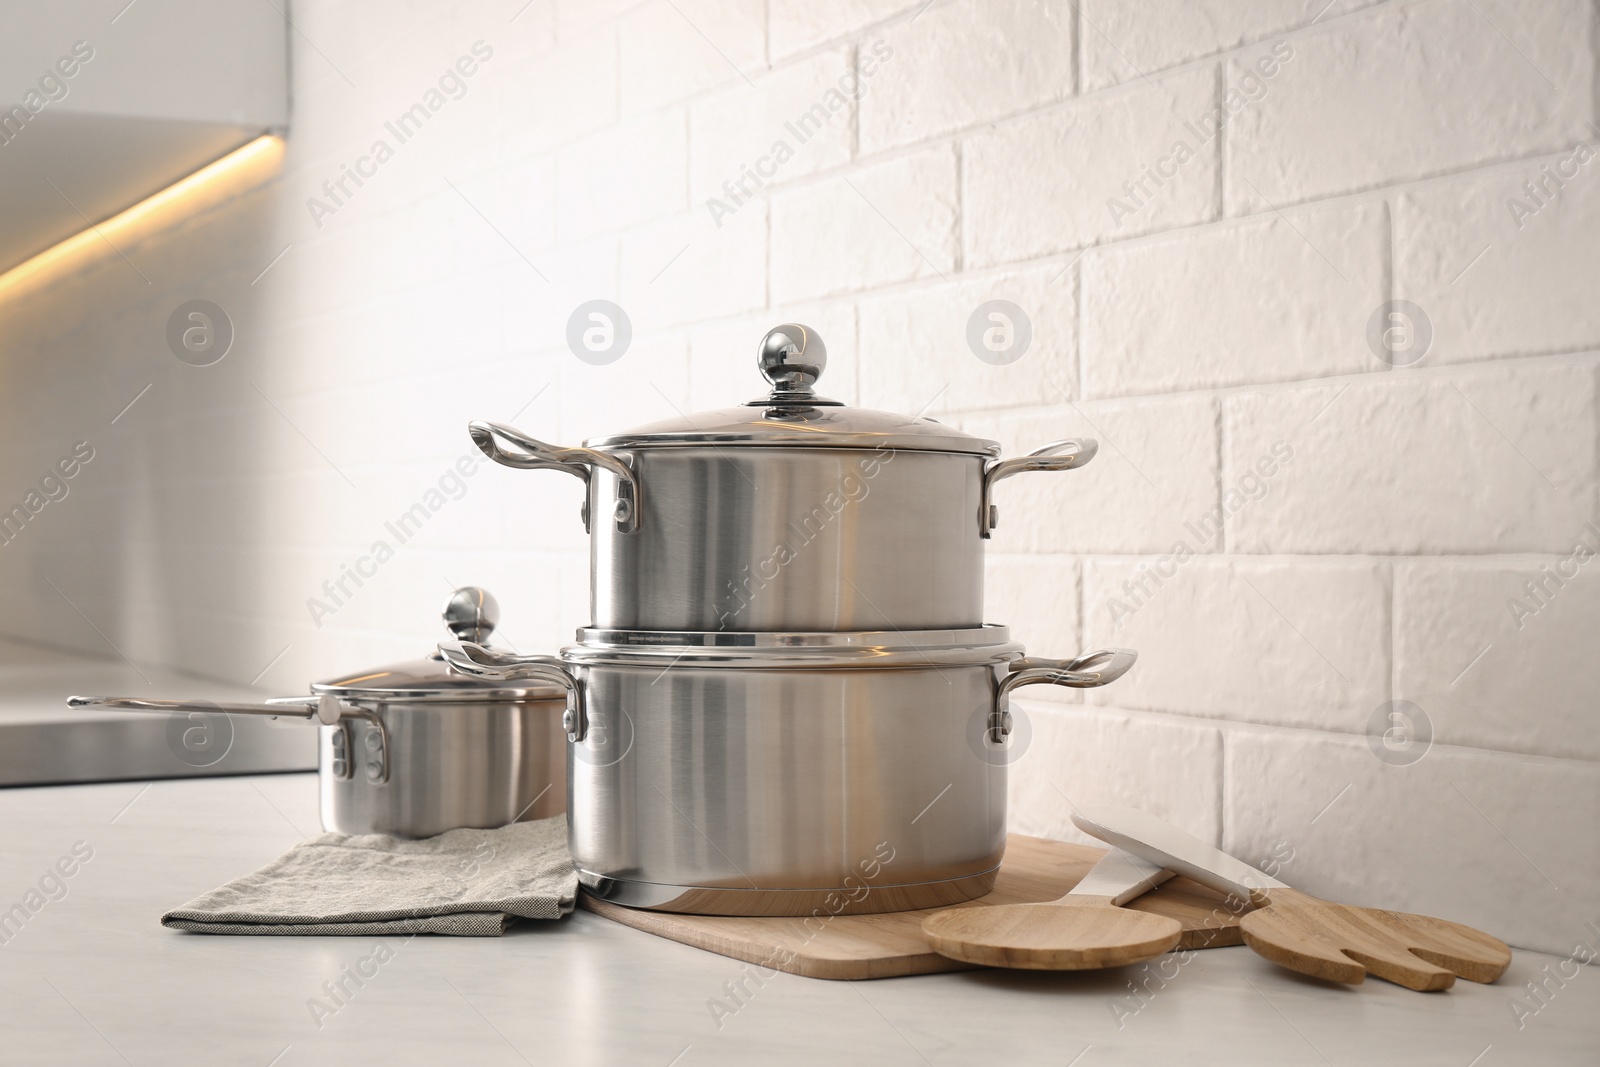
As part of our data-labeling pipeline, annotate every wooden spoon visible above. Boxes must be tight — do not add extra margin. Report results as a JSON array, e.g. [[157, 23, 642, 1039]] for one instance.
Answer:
[[920, 847, 1184, 970], [1071, 807, 1512, 991]]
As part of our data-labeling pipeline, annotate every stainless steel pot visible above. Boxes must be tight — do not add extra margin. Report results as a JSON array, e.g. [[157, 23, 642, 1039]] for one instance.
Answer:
[[440, 630, 1135, 915], [468, 324, 1096, 632], [68, 588, 570, 839]]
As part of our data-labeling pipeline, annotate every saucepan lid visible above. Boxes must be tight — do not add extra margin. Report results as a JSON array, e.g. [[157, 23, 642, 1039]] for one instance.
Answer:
[[311, 587, 567, 702], [582, 324, 1002, 457]]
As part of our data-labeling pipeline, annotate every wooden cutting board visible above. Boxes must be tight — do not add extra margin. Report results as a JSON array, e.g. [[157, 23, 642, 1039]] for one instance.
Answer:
[[580, 834, 1250, 980]]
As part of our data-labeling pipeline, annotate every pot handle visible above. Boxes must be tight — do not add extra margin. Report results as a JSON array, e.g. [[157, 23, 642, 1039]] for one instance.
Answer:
[[437, 640, 588, 743], [980, 438, 1097, 538], [468, 420, 641, 534], [65, 694, 389, 783], [69, 693, 343, 723], [987, 648, 1137, 742]]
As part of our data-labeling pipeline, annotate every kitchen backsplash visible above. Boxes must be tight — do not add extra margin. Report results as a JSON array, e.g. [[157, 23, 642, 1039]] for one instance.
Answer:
[[1, 0, 1594, 954]]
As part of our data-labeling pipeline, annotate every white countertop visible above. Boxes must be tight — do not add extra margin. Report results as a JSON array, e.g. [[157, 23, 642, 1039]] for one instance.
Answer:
[[1, 773, 1594, 1066], [0, 639, 314, 785]]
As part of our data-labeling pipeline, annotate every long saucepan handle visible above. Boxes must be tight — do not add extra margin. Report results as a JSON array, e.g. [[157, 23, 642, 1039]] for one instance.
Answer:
[[980, 438, 1097, 538], [986, 647, 1137, 743], [68, 694, 339, 723], [468, 420, 641, 534], [437, 640, 587, 743], [65, 694, 389, 783]]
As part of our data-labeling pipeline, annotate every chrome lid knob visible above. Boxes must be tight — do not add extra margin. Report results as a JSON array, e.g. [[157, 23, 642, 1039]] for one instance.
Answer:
[[754, 324, 838, 406], [442, 586, 498, 644]]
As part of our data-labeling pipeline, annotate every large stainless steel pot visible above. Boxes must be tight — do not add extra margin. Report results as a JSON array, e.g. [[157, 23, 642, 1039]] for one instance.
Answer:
[[468, 324, 1096, 632], [69, 588, 570, 839], [440, 630, 1135, 915]]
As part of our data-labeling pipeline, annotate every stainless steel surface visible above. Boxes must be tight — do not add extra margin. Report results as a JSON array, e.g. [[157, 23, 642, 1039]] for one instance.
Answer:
[[988, 648, 1139, 743], [579, 869, 1001, 915], [590, 444, 984, 631], [66, 694, 338, 721], [437, 641, 589, 743], [753, 322, 837, 405], [469, 420, 640, 533], [442, 585, 500, 643], [980, 437, 1098, 538], [567, 657, 1009, 914], [563, 625, 1021, 667], [313, 698, 562, 837], [69, 587, 567, 837], [470, 324, 1098, 632], [438, 630, 1136, 915]]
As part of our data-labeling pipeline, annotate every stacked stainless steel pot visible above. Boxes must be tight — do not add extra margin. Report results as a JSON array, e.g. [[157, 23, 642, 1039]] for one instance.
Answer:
[[442, 325, 1136, 916]]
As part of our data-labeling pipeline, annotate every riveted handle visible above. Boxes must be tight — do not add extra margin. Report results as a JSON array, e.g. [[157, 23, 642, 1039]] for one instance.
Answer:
[[468, 420, 641, 533], [66, 693, 388, 782], [981, 438, 1098, 538], [985, 647, 1136, 743], [438, 640, 587, 743]]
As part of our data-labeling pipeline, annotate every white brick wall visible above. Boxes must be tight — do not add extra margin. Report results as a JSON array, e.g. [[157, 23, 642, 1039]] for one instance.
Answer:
[[2, 0, 1596, 954]]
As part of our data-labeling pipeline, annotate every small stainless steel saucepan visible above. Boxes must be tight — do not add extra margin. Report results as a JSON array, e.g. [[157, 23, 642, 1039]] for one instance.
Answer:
[[68, 587, 571, 839]]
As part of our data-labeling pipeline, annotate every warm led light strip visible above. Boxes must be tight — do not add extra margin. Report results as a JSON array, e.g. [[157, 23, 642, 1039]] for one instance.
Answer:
[[0, 132, 285, 300]]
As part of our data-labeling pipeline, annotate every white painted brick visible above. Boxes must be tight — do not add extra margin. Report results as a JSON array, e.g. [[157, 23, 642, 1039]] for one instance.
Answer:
[[860, 0, 1073, 153], [556, 330, 690, 444], [1082, 200, 1386, 398], [687, 302, 859, 411], [556, 110, 688, 239], [690, 47, 855, 205], [497, 26, 618, 157], [553, 0, 643, 40], [443, 236, 617, 357], [1082, 0, 1372, 90], [1010, 703, 1223, 846], [957, 394, 1219, 555], [985, 554, 1081, 693], [964, 66, 1218, 268], [618, 0, 766, 115], [450, 152, 556, 254], [1396, 557, 1600, 760], [858, 263, 1076, 417], [1224, 727, 1600, 955], [618, 201, 768, 331], [768, 0, 911, 62], [476, 355, 591, 556], [1227, 0, 1597, 212], [770, 144, 958, 302], [1225, 361, 1600, 554], [1397, 156, 1600, 364], [1084, 557, 1391, 732]]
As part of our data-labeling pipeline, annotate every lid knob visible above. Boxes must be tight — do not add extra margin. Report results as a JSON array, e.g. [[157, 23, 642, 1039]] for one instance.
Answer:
[[758, 324, 826, 400], [442, 586, 498, 644]]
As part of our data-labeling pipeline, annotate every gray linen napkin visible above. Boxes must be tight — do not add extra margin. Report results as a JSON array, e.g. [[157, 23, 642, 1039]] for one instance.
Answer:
[[162, 816, 577, 936]]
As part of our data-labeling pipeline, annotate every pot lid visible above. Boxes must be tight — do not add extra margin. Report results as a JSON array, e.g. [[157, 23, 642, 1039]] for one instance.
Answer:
[[565, 624, 1022, 668], [584, 324, 1001, 456], [310, 587, 566, 702]]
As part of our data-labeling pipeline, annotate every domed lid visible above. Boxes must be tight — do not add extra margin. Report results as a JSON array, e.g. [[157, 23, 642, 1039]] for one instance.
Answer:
[[311, 587, 565, 702], [584, 324, 1001, 456]]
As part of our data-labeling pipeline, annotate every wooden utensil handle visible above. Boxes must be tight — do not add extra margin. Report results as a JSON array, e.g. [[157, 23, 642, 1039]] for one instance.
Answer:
[[1072, 807, 1288, 903]]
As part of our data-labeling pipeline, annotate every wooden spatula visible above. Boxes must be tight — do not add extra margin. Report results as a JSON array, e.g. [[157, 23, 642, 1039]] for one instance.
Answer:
[[920, 847, 1184, 970], [1071, 807, 1512, 991]]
